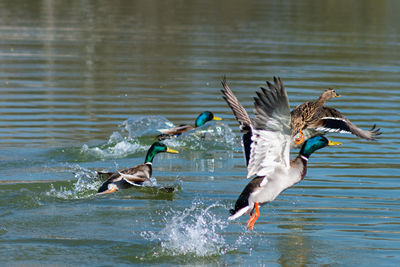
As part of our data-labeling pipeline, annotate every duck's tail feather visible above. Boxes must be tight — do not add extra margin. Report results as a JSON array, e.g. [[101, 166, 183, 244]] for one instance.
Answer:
[[97, 180, 112, 193], [229, 206, 250, 220], [228, 179, 256, 220]]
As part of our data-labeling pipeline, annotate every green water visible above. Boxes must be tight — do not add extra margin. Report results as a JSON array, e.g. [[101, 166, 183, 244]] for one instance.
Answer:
[[1, 0, 399, 266]]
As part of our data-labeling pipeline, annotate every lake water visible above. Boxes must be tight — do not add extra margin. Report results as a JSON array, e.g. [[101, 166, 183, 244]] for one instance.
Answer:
[[1, 0, 400, 266]]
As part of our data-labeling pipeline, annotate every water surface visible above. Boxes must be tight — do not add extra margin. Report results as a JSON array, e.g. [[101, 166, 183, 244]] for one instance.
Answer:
[[1, 0, 400, 266]]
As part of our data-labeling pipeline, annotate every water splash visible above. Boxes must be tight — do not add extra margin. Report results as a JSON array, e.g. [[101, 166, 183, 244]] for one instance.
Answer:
[[81, 138, 143, 159], [143, 176, 158, 187], [80, 116, 236, 159], [80, 116, 174, 159], [46, 165, 100, 199], [122, 115, 174, 139], [141, 200, 242, 257], [163, 122, 236, 151]]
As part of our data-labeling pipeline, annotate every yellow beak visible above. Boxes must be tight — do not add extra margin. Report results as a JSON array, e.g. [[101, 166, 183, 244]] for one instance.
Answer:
[[213, 116, 222, 121], [328, 140, 342, 146], [335, 93, 341, 97], [166, 147, 179, 154]]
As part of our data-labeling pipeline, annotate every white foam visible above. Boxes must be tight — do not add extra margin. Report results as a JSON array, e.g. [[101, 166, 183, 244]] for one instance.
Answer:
[[81, 140, 142, 159], [46, 165, 100, 199], [141, 201, 230, 256], [81, 117, 237, 159], [80, 116, 175, 159], [122, 115, 174, 139], [163, 122, 236, 151]]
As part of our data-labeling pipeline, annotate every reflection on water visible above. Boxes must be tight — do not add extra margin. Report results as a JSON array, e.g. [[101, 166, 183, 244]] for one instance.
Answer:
[[1, 0, 400, 266]]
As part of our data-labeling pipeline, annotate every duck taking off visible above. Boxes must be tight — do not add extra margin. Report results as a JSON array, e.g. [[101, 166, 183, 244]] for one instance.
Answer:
[[157, 111, 222, 139], [97, 142, 178, 194], [222, 77, 341, 230]]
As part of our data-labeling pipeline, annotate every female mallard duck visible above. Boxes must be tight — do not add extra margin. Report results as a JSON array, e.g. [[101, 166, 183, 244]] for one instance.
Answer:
[[291, 88, 381, 145], [222, 77, 381, 148], [157, 111, 222, 139], [222, 77, 341, 230], [97, 142, 178, 194]]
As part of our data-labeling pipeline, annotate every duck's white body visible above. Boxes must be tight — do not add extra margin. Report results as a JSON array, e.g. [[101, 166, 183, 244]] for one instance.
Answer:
[[228, 157, 306, 221]]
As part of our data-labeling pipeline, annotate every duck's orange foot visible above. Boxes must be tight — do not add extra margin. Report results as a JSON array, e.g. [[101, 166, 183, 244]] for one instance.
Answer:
[[247, 202, 260, 231], [295, 129, 305, 145]]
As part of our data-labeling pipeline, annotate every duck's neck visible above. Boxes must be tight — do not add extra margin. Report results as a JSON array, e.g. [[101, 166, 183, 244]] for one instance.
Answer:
[[298, 145, 310, 180], [317, 93, 332, 106], [144, 148, 157, 163], [282, 156, 307, 192], [288, 155, 308, 185], [298, 155, 308, 180]]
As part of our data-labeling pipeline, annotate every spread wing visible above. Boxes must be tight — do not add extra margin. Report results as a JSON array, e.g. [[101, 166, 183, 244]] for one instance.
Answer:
[[247, 77, 291, 178], [312, 107, 382, 140], [221, 77, 253, 131], [221, 77, 253, 166]]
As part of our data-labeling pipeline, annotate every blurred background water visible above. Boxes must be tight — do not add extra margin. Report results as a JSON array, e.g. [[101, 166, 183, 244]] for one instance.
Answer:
[[0, 0, 399, 266]]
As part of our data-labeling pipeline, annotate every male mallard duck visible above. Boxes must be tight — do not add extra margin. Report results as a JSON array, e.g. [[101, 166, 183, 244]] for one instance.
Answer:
[[97, 142, 178, 194], [223, 77, 341, 230], [157, 111, 222, 139], [291, 89, 381, 145], [222, 77, 381, 148]]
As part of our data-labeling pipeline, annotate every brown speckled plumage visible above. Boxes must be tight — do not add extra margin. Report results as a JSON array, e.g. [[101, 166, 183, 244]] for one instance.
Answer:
[[97, 163, 151, 193], [290, 89, 339, 137], [290, 89, 381, 142]]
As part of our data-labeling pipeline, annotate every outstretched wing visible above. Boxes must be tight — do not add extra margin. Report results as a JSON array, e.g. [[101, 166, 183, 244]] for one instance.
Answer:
[[312, 107, 382, 140], [221, 77, 254, 166], [221, 77, 253, 131], [247, 77, 291, 178]]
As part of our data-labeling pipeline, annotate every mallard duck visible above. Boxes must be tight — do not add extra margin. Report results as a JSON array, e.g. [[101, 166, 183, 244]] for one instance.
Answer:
[[291, 89, 381, 145], [223, 77, 341, 230], [157, 111, 222, 139], [97, 142, 178, 194], [222, 78, 381, 148]]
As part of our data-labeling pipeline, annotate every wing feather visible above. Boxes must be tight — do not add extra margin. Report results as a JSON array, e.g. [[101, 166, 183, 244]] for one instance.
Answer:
[[312, 107, 382, 140], [221, 77, 253, 131], [221, 77, 254, 166], [118, 164, 150, 184], [247, 77, 291, 178]]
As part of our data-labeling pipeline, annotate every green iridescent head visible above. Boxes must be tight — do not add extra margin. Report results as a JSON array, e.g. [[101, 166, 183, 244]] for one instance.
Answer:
[[194, 111, 222, 127], [299, 135, 341, 158], [144, 142, 178, 163]]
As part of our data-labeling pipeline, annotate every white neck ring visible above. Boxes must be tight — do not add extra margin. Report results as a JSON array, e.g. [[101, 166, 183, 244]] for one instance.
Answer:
[[300, 155, 309, 161]]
